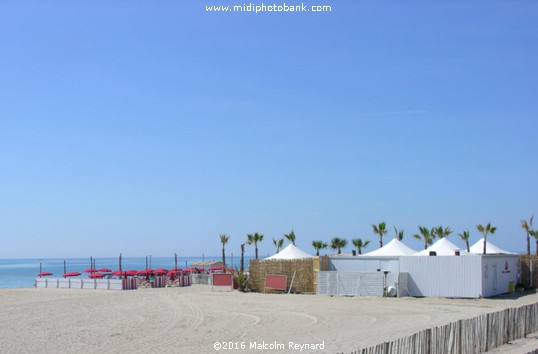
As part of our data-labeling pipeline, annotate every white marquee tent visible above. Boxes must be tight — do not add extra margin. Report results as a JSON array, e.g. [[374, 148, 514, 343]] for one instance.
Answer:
[[265, 244, 314, 260], [362, 238, 417, 257], [468, 238, 512, 254], [415, 237, 462, 256]]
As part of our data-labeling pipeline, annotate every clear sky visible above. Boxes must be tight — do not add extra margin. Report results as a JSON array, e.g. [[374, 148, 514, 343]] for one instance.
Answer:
[[0, 1, 537, 259]]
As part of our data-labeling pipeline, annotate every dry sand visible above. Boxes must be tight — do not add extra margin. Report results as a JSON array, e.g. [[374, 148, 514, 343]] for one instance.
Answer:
[[1, 286, 537, 354]]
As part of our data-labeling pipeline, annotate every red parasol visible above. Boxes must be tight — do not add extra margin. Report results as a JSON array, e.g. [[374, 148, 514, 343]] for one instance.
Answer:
[[37, 272, 53, 277], [89, 273, 105, 279], [98, 268, 112, 273], [111, 270, 125, 276], [84, 268, 98, 273], [125, 270, 139, 276], [155, 269, 168, 275], [137, 269, 155, 275], [63, 272, 81, 278]]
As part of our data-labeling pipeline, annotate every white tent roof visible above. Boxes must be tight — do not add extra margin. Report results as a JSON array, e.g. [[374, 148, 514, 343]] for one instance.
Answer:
[[362, 238, 417, 257], [468, 238, 512, 254], [415, 237, 461, 256], [265, 244, 314, 260]]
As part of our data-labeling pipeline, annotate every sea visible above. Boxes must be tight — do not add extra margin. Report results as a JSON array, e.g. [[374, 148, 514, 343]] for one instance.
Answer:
[[0, 256, 254, 288]]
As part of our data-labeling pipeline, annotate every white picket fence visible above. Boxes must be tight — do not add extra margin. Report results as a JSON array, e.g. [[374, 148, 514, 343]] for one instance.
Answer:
[[35, 278, 123, 290], [347, 302, 538, 354]]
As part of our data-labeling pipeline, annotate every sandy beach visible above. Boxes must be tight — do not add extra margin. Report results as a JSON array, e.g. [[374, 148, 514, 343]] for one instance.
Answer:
[[1, 286, 537, 354]]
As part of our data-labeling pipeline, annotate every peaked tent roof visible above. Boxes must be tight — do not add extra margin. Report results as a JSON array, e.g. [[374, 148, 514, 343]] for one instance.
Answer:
[[415, 237, 461, 256], [468, 238, 512, 254], [265, 244, 314, 260], [362, 238, 417, 257]]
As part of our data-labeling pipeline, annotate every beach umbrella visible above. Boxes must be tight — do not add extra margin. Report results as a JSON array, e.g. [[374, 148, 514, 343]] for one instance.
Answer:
[[98, 268, 112, 273], [125, 270, 139, 276], [37, 272, 53, 277], [112, 270, 126, 276], [63, 272, 81, 278], [84, 268, 98, 273], [209, 266, 225, 271], [174, 253, 178, 272], [138, 269, 155, 275], [155, 269, 168, 275], [88, 273, 105, 279], [155, 268, 168, 273]]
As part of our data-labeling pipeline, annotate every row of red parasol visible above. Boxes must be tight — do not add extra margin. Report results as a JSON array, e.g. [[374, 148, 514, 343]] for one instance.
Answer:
[[37, 253, 229, 278]]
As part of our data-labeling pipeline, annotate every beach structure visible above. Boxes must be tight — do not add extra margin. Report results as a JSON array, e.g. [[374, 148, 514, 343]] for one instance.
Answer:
[[264, 243, 314, 260], [468, 237, 512, 254], [248, 244, 317, 293], [317, 238, 519, 298], [414, 237, 461, 256], [362, 238, 417, 257], [317, 239, 418, 296]]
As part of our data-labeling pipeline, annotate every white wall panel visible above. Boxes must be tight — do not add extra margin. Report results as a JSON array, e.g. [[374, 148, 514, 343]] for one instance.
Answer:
[[399, 256, 482, 298]]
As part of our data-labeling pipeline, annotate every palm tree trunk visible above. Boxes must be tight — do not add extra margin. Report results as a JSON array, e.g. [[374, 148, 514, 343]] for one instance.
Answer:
[[483, 237, 487, 255], [528, 232, 531, 255], [240, 244, 244, 273], [379, 237, 382, 248], [466, 241, 470, 253], [316, 250, 319, 256], [255, 242, 258, 260], [222, 246, 226, 271], [358, 248, 362, 255]]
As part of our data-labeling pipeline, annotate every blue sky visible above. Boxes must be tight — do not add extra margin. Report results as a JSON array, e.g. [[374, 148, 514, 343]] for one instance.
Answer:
[[0, 1, 537, 258]]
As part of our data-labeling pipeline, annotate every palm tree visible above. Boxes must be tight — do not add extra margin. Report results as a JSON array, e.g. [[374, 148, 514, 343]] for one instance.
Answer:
[[330, 237, 348, 254], [219, 234, 230, 271], [284, 230, 296, 245], [521, 216, 534, 255], [351, 238, 370, 255], [433, 226, 452, 238], [372, 222, 387, 248], [247, 232, 264, 260], [272, 238, 284, 253], [529, 229, 538, 256], [240, 243, 245, 272], [413, 226, 434, 249], [458, 230, 471, 253], [477, 222, 496, 255], [311, 241, 328, 256], [394, 227, 404, 241]]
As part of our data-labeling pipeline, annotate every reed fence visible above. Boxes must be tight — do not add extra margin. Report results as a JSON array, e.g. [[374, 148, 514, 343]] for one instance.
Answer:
[[520, 255, 538, 288], [248, 258, 316, 293], [347, 302, 538, 354]]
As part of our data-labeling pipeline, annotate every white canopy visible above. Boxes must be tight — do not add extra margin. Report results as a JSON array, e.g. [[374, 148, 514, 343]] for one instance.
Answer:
[[265, 244, 314, 260], [468, 238, 512, 254], [415, 237, 461, 256], [362, 238, 417, 257]]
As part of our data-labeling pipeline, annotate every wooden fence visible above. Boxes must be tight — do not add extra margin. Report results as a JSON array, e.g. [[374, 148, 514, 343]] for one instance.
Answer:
[[347, 302, 538, 354]]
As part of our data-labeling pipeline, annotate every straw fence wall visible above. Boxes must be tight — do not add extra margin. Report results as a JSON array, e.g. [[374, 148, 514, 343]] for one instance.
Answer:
[[248, 258, 317, 293], [520, 255, 538, 288], [346, 301, 538, 354]]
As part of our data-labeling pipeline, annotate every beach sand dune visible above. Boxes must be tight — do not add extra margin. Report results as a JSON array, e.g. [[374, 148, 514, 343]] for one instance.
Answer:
[[1, 286, 537, 353]]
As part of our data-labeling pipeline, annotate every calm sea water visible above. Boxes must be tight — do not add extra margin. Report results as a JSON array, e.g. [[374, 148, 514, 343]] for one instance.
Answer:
[[0, 256, 253, 288]]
